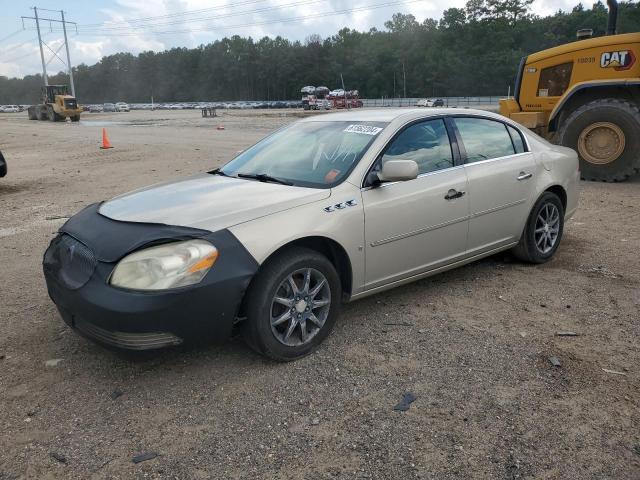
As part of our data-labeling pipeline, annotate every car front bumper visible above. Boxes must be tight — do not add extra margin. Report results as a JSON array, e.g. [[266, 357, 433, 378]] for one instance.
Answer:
[[43, 204, 258, 350], [45, 262, 249, 350]]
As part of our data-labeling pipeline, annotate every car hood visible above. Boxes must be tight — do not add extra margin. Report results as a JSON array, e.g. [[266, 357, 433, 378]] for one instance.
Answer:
[[99, 173, 330, 231]]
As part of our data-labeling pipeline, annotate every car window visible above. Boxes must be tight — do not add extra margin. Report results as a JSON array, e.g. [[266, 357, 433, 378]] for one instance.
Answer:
[[221, 121, 387, 188], [453, 117, 515, 163], [537, 62, 573, 97], [507, 125, 526, 153], [380, 119, 453, 175]]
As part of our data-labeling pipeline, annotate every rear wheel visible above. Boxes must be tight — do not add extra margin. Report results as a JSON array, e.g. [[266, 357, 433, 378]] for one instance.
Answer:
[[557, 98, 640, 181], [70, 115, 80, 122], [242, 247, 341, 361], [512, 192, 564, 264]]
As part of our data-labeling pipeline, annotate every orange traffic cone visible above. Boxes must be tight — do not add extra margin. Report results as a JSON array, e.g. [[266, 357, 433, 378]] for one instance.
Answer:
[[100, 128, 113, 149]]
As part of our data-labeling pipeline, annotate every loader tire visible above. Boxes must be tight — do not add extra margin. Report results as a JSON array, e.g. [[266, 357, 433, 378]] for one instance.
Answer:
[[70, 115, 80, 122], [557, 98, 640, 182], [47, 105, 55, 122]]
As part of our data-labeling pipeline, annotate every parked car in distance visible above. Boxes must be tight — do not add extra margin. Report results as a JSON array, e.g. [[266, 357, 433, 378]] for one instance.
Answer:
[[89, 104, 103, 113], [43, 108, 579, 361], [103, 103, 116, 112], [415, 98, 444, 107], [0, 105, 20, 113], [0, 150, 6, 177], [115, 102, 130, 112]]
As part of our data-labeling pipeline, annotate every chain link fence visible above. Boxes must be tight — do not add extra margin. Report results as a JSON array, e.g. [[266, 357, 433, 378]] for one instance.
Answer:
[[360, 96, 503, 108]]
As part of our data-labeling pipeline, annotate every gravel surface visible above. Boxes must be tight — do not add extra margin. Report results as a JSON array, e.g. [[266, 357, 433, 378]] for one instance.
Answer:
[[0, 110, 638, 479]]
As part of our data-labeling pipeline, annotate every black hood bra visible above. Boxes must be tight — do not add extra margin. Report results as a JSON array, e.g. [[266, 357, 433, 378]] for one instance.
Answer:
[[59, 203, 212, 263]]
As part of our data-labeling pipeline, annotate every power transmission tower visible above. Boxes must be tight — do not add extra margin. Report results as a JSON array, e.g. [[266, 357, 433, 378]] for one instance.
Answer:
[[21, 7, 78, 96]]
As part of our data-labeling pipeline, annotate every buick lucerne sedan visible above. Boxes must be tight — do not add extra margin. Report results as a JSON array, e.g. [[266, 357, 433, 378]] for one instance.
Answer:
[[43, 109, 579, 360]]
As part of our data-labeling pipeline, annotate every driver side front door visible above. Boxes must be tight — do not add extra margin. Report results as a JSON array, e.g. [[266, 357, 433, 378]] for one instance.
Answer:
[[361, 118, 469, 290]]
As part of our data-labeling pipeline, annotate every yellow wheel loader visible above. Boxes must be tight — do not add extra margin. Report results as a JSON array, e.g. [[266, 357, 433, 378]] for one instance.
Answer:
[[500, 0, 639, 181], [27, 85, 82, 123]]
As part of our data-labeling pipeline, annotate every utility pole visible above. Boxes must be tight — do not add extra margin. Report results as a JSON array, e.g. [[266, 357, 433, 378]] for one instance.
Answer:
[[402, 62, 406, 99], [393, 73, 396, 101], [21, 7, 77, 92], [33, 7, 48, 86], [60, 10, 75, 97]]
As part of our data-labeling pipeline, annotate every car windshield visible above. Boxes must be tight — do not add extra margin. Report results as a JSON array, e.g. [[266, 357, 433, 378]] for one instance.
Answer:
[[220, 121, 387, 188]]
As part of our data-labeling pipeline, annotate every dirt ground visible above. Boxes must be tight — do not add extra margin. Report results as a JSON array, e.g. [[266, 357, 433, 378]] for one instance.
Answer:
[[0, 109, 638, 480]]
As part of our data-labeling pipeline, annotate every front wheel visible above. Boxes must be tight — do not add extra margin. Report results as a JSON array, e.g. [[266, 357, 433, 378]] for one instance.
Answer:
[[512, 192, 564, 264], [242, 247, 341, 361]]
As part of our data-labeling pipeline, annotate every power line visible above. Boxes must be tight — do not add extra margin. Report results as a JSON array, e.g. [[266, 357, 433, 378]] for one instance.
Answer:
[[2, 48, 42, 64], [74, 0, 328, 32], [80, 0, 272, 27], [46, 0, 422, 37], [0, 34, 45, 58], [0, 29, 23, 44]]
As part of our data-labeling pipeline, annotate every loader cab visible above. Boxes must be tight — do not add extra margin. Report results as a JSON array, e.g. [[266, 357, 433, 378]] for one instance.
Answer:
[[43, 85, 69, 104]]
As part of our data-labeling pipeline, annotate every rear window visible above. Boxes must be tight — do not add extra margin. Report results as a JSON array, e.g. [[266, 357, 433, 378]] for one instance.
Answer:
[[453, 117, 516, 163]]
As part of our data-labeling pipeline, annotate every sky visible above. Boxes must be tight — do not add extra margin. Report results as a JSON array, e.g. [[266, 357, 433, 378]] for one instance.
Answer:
[[0, 0, 582, 79]]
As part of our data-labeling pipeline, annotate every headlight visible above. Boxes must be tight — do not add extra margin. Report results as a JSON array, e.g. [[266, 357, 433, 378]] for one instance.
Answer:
[[110, 240, 218, 290]]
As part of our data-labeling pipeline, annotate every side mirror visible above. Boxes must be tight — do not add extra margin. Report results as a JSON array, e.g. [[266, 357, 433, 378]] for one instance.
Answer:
[[378, 159, 419, 183]]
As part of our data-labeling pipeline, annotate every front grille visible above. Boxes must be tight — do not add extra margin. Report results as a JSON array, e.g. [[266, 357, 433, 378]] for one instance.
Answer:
[[44, 234, 96, 290]]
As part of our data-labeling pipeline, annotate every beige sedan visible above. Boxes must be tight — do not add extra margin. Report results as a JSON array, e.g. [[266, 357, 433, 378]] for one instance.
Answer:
[[44, 109, 579, 361]]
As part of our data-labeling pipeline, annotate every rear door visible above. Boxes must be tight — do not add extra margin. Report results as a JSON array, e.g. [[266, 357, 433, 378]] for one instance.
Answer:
[[451, 116, 537, 255]]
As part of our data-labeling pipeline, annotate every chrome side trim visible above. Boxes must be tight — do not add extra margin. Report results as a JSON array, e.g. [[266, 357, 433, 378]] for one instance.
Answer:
[[470, 198, 526, 219], [350, 241, 519, 301], [370, 215, 469, 247], [461, 151, 532, 167], [368, 198, 525, 248]]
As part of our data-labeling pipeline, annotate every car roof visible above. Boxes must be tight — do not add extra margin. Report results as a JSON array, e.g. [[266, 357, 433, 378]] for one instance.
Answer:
[[299, 107, 506, 123]]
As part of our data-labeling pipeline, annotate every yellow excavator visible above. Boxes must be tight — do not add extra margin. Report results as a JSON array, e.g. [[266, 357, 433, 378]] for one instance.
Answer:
[[27, 85, 82, 122], [500, 0, 639, 181]]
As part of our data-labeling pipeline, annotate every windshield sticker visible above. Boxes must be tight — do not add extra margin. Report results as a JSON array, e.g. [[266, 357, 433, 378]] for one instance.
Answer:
[[344, 124, 383, 136], [324, 169, 341, 183]]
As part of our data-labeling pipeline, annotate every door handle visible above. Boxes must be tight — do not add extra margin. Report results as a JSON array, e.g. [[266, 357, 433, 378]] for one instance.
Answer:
[[444, 189, 465, 200], [517, 172, 533, 181]]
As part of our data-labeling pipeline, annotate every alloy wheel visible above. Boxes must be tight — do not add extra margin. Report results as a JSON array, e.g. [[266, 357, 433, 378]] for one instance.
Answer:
[[270, 268, 331, 347], [534, 203, 560, 254]]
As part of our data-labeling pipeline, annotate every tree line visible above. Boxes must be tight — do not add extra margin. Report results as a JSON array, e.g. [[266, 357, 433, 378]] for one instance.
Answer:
[[1, 0, 639, 104]]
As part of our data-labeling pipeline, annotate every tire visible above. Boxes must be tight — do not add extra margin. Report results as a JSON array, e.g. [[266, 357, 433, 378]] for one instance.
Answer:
[[70, 115, 80, 122], [557, 98, 640, 182], [28, 107, 37, 120], [512, 192, 564, 264], [47, 105, 55, 122], [38, 107, 48, 121], [242, 247, 342, 361]]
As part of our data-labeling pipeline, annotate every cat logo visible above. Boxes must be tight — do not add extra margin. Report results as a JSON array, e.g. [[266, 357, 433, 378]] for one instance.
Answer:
[[600, 50, 635, 70]]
